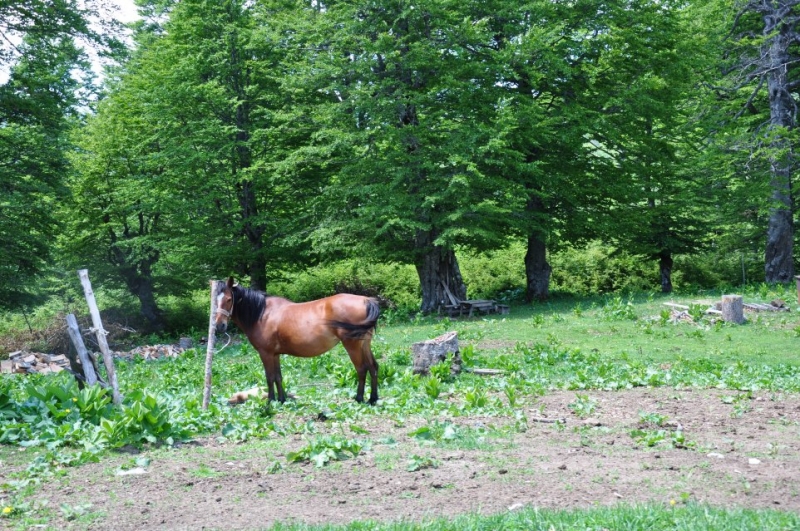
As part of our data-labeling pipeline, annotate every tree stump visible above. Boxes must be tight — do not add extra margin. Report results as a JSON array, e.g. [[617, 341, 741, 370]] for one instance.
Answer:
[[412, 331, 462, 376], [721, 294, 745, 324]]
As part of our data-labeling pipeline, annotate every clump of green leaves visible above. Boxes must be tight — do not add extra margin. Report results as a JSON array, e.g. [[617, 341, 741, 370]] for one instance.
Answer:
[[721, 392, 752, 418], [568, 394, 598, 418], [464, 387, 488, 409], [406, 454, 438, 472], [408, 421, 461, 443], [286, 435, 364, 467], [429, 355, 454, 382], [0, 378, 191, 452], [639, 411, 668, 427], [629, 428, 667, 447], [687, 303, 707, 322], [424, 376, 441, 399], [600, 296, 637, 321]]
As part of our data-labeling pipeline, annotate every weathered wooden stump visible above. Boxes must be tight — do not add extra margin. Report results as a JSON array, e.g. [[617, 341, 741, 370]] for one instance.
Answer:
[[721, 294, 745, 324], [412, 331, 462, 376]]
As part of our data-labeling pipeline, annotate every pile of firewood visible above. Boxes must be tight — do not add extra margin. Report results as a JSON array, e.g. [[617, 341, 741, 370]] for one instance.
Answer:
[[0, 351, 70, 375], [119, 344, 186, 361], [1, 343, 191, 375]]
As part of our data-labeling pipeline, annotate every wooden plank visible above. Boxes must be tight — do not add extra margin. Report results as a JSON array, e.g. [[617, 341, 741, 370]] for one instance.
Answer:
[[664, 302, 690, 310], [78, 269, 120, 404], [471, 368, 504, 376], [65, 313, 98, 386], [440, 281, 460, 307]]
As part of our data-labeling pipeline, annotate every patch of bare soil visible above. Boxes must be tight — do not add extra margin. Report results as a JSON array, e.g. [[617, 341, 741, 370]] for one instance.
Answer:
[[8, 388, 800, 530]]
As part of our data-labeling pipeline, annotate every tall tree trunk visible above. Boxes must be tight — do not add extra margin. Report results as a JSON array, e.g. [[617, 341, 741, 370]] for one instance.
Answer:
[[414, 230, 466, 313], [118, 264, 163, 332], [233, 96, 268, 291], [659, 251, 673, 294], [763, 7, 796, 283], [525, 231, 551, 302], [134, 277, 164, 332], [524, 192, 551, 302]]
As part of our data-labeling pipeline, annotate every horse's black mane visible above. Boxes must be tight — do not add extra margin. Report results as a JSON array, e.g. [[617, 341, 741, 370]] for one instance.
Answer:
[[231, 285, 268, 332]]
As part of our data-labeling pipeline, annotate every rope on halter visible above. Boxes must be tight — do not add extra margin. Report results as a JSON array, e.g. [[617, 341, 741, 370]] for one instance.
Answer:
[[215, 332, 232, 354]]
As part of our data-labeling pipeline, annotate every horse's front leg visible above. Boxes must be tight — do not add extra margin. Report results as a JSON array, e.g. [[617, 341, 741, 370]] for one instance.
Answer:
[[259, 352, 282, 402], [274, 356, 286, 403]]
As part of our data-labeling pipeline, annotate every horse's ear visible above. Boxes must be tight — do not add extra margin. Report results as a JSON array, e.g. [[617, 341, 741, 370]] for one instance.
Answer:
[[227, 276, 235, 289]]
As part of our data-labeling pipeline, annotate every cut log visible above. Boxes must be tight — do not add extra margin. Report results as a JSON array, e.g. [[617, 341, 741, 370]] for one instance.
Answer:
[[743, 302, 788, 312], [412, 331, 462, 376], [721, 295, 745, 324]]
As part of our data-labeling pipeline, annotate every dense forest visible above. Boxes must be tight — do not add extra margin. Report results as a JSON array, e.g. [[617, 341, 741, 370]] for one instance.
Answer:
[[1, 0, 798, 332]]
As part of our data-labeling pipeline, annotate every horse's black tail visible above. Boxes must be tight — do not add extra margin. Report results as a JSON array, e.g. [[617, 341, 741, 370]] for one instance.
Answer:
[[330, 298, 380, 340]]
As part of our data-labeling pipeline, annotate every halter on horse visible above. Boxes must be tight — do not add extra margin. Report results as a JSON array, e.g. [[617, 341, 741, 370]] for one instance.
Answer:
[[214, 277, 380, 404]]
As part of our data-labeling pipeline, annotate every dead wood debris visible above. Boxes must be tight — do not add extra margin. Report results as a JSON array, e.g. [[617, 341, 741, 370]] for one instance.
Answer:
[[117, 344, 187, 361], [1, 351, 70, 375], [664, 299, 789, 324], [1, 344, 189, 374]]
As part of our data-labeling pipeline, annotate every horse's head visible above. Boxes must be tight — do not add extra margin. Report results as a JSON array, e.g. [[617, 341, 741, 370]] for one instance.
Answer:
[[214, 277, 236, 334]]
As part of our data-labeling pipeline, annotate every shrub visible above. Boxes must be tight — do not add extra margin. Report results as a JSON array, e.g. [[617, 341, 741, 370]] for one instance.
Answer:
[[268, 260, 420, 311]]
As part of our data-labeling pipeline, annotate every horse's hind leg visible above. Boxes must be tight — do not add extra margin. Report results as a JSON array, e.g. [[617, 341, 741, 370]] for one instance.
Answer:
[[364, 338, 379, 405], [343, 340, 368, 403], [343, 339, 378, 404]]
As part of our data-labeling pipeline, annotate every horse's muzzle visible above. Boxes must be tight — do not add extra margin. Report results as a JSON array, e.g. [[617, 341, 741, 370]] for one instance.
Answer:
[[215, 322, 227, 334]]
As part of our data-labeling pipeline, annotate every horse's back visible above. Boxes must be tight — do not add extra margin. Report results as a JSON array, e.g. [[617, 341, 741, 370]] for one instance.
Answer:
[[266, 294, 377, 355]]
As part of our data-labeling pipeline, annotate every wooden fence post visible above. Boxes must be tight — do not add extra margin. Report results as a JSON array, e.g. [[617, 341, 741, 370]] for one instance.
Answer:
[[65, 313, 99, 386], [202, 280, 219, 410], [78, 269, 121, 405], [721, 294, 745, 324]]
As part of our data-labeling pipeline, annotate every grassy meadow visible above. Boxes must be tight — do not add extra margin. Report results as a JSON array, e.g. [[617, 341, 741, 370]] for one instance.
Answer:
[[1, 283, 799, 529]]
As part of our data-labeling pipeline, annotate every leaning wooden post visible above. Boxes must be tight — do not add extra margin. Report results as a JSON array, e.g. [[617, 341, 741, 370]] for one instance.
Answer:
[[78, 269, 121, 405], [202, 280, 219, 410], [65, 313, 99, 386], [721, 294, 745, 324]]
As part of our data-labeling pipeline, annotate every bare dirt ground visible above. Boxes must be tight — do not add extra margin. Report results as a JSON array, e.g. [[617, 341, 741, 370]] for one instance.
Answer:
[[5, 388, 800, 530]]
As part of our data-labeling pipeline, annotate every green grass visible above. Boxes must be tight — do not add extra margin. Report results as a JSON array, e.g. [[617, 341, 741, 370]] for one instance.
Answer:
[[380, 290, 800, 367], [265, 504, 799, 531], [1, 287, 799, 528]]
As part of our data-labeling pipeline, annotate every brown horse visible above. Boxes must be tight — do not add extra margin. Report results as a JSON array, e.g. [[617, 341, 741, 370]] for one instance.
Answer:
[[214, 277, 380, 404]]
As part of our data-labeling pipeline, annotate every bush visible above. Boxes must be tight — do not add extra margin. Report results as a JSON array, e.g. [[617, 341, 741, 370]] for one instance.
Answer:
[[548, 242, 658, 295], [160, 291, 210, 336], [457, 243, 526, 300], [268, 260, 420, 312]]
